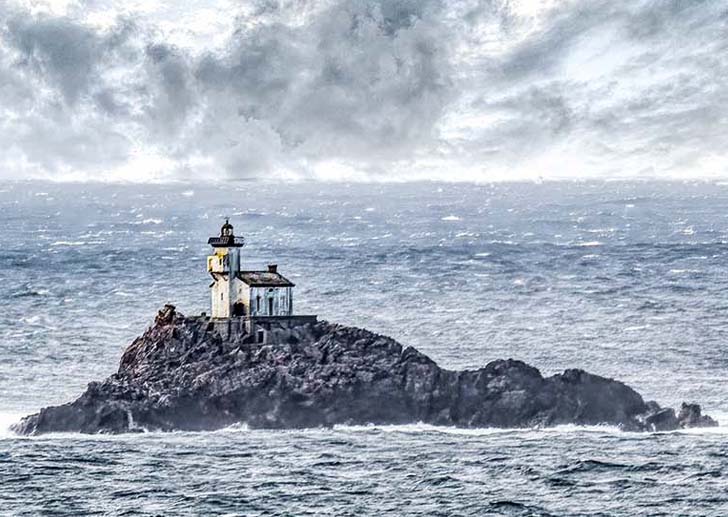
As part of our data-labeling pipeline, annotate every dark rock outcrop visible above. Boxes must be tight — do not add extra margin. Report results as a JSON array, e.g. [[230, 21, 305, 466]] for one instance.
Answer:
[[13, 306, 717, 435], [677, 402, 717, 428]]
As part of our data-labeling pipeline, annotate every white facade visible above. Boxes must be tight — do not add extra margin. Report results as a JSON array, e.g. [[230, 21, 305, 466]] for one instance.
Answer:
[[210, 274, 232, 318], [208, 246, 241, 318], [247, 286, 293, 316]]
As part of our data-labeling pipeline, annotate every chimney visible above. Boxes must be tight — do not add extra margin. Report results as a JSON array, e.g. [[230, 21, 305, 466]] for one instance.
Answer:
[[267, 264, 278, 274]]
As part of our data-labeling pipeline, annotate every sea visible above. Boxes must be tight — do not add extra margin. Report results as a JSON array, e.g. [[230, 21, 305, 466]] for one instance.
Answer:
[[1, 180, 727, 516]]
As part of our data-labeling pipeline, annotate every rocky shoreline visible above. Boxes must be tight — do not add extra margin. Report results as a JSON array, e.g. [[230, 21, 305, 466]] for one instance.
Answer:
[[13, 305, 717, 435]]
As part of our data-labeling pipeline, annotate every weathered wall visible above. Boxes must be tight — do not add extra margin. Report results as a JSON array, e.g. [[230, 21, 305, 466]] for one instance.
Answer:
[[228, 248, 240, 273], [208, 246, 241, 318], [211, 275, 230, 318], [234, 280, 251, 314], [205, 315, 317, 343], [207, 249, 227, 273], [249, 286, 292, 316], [212, 279, 292, 318]]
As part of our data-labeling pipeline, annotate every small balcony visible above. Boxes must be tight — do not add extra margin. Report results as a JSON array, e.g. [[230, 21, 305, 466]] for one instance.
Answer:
[[207, 235, 245, 248]]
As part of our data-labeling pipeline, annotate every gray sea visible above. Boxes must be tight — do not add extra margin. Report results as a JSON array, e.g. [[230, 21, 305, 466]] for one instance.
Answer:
[[1, 181, 727, 516]]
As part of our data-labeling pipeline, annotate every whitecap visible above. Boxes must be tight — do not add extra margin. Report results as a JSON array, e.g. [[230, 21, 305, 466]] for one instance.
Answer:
[[441, 215, 461, 221], [218, 422, 251, 433], [585, 227, 616, 233], [50, 241, 85, 246], [0, 411, 27, 438], [331, 422, 626, 437], [623, 325, 648, 332]]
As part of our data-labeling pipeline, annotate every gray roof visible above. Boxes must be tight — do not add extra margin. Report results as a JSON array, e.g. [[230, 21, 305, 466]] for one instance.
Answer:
[[236, 271, 295, 287]]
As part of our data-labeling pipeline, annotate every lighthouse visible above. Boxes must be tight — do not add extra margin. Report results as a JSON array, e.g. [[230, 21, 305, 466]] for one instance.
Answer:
[[207, 219, 295, 319]]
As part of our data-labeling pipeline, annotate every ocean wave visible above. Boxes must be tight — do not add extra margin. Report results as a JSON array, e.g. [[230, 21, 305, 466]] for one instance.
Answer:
[[332, 422, 628, 436], [0, 411, 26, 439], [5, 413, 728, 442], [10, 288, 48, 298], [50, 241, 85, 246], [329, 420, 728, 438]]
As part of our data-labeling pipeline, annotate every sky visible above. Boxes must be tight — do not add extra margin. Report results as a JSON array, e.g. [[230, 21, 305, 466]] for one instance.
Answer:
[[0, 0, 726, 183]]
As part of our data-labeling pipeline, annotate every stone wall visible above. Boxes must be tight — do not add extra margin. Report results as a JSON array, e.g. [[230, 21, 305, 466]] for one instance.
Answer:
[[204, 315, 317, 343]]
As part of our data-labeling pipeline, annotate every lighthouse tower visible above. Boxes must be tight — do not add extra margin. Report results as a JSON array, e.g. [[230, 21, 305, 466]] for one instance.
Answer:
[[207, 219, 244, 318]]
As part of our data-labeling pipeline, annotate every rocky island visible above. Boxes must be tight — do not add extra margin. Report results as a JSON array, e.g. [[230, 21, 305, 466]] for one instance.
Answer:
[[14, 222, 718, 435], [13, 305, 717, 435]]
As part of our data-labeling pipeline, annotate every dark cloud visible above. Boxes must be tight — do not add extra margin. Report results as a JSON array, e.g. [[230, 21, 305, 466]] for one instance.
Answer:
[[190, 0, 453, 170], [0, 0, 726, 181], [8, 15, 100, 103], [144, 43, 195, 132], [5, 12, 135, 104]]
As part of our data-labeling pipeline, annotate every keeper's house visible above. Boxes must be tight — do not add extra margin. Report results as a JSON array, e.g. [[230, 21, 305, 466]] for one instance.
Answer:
[[206, 219, 315, 342]]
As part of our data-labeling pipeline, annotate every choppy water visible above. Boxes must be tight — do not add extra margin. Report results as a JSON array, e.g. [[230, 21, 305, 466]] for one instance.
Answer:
[[1, 180, 728, 515]]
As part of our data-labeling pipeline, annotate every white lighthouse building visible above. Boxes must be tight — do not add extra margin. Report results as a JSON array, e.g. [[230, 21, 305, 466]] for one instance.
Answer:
[[207, 219, 295, 319]]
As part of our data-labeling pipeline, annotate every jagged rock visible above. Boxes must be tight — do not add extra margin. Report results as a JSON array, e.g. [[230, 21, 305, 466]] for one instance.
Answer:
[[643, 407, 679, 432], [12, 308, 718, 435], [154, 304, 177, 326], [677, 402, 718, 428]]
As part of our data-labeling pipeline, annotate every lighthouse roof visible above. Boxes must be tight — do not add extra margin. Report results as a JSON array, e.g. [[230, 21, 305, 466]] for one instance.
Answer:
[[209, 218, 244, 247], [237, 270, 295, 287]]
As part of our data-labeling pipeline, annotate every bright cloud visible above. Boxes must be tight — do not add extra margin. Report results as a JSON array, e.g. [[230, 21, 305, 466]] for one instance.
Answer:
[[1, 0, 727, 182]]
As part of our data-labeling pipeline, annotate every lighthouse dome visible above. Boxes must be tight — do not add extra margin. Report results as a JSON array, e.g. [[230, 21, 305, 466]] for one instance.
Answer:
[[221, 218, 234, 236]]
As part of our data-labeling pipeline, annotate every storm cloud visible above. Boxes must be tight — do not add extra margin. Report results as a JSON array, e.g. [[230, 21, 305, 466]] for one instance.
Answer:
[[1, 0, 727, 182]]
